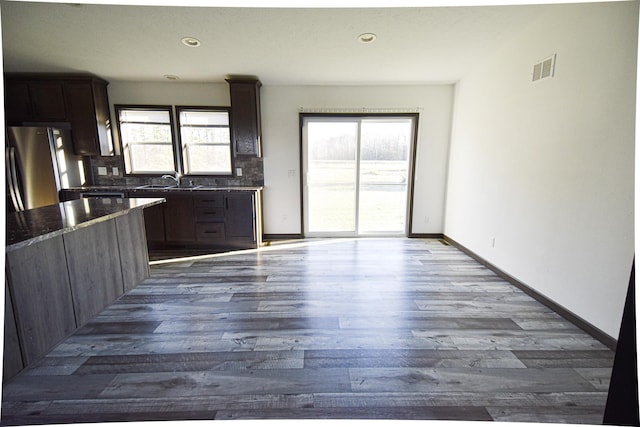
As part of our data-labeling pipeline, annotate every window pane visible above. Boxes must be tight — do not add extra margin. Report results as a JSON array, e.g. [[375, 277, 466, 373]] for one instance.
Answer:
[[185, 145, 232, 174], [117, 106, 175, 174], [129, 144, 175, 173], [121, 123, 172, 143], [120, 109, 170, 124], [307, 121, 358, 233], [178, 108, 232, 175], [180, 127, 230, 144], [180, 111, 228, 126]]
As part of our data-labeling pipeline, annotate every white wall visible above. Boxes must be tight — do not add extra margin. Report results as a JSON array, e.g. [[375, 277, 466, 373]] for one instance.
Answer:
[[107, 82, 454, 236], [261, 85, 454, 235], [107, 81, 230, 106], [445, 1, 637, 339], [107, 81, 230, 155]]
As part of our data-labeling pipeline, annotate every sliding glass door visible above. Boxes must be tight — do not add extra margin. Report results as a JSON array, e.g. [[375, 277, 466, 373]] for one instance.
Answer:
[[302, 115, 417, 237]]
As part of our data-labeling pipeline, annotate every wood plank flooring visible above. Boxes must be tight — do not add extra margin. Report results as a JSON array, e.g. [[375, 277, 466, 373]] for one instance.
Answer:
[[1, 238, 614, 424]]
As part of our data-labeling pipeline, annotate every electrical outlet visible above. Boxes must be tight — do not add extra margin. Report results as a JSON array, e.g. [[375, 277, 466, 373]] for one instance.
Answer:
[[236, 168, 243, 177], [112, 167, 119, 176], [97, 167, 107, 176], [491, 237, 496, 248]]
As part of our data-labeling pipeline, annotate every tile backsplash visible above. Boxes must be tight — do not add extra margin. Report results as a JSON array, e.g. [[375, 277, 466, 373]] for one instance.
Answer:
[[89, 155, 264, 187]]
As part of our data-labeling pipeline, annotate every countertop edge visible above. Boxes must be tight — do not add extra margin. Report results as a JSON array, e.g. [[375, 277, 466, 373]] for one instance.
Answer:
[[6, 197, 165, 252], [65, 186, 264, 193]]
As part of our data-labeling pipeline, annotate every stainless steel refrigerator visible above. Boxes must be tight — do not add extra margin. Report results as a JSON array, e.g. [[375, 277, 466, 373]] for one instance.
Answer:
[[6, 126, 85, 212]]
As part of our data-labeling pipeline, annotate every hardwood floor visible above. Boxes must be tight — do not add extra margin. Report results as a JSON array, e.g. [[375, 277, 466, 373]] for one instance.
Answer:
[[1, 238, 614, 424]]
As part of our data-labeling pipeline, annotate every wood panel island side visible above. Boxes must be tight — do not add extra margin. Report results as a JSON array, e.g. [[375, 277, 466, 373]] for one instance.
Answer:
[[4, 197, 164, 381]]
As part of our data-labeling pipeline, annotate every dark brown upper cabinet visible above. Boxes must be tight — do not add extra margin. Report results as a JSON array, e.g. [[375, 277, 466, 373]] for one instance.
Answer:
[[226, 77, 262, 157], [4, 74, 114, 156], [5, 80, 67, 123]]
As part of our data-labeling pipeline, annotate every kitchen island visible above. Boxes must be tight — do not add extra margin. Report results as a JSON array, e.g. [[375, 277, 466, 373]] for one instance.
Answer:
[[4, 197, 164, 381]]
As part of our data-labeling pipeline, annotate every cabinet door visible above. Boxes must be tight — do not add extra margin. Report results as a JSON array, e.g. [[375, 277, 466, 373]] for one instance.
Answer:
[[64, 81, 100, 155], [143, 203, 166, 243], [4, 81, 32, 123], [228, 79, 262, 157], [164, 194, 195, 242], [132, 191, 166, 244], [225, 192, 256, 241], [92, 80, 113, 155], [28, 82, 67, 121]]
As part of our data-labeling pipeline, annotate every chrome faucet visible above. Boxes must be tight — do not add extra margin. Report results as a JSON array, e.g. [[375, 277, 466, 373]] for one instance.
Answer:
[[161, 172, 181, 186]]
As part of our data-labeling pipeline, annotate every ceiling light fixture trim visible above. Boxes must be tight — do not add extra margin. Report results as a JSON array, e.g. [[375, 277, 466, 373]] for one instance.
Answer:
[[181, 37, 201, 47], [358, 33, 377, 43]]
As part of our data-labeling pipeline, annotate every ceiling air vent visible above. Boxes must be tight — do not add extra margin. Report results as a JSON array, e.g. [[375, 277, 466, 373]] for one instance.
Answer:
[[532, 54, 556, 82]]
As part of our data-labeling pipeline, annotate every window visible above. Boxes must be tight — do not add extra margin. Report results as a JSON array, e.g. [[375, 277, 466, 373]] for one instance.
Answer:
[[116, 106, 176, 174], [176, 107, 232, 175]]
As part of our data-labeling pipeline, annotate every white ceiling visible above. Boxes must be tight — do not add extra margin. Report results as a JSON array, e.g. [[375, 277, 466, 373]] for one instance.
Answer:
[[0, 1, 584, 85]]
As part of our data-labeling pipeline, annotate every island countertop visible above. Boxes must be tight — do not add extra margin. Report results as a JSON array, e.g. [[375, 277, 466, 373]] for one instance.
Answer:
[[6, 197, 165, 251]]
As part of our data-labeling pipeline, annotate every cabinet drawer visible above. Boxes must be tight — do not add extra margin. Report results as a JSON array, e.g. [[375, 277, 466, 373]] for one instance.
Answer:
[[194, 194, 224, 208], [195, 206, 225, 221], [196, 223, 225, 241]]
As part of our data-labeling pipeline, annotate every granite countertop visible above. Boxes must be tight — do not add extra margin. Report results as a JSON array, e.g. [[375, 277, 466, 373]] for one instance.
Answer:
[[65, 185, 263, 193], [6, 197, 165, 252]]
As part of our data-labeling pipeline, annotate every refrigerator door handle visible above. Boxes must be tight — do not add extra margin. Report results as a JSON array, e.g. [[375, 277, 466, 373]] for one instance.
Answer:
[[6, 147, 25, 212]]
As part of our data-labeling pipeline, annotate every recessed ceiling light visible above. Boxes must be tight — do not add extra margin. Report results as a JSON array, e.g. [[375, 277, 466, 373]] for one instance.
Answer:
[[164, 74, 180, 81], [358, 33, 377, 44], [181, 37, 201, 48]]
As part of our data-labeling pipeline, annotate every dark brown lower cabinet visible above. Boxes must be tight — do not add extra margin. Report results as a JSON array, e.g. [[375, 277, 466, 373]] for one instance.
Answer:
[[192, 191, 259, 249], [133, 190, 261, 251], [164, 194, 195, 242], [142, 202, 166, 243], [133, 191, 165, 244], [225, 192, 257, 242]]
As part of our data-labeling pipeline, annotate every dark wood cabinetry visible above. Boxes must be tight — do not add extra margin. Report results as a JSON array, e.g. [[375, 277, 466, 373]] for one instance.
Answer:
[[194, 193, 226, 243], [193, 192, 259, 249], [27, 82, 67, 121], [225, 192, 257, 242], [140, 198, 166, 244], [5, 81, 67, 123], [64, 80, 112, 155], [164, 194, 196, 242], [132, 190, 260, 250], [5, 81, 31, 123], [4, 74, 113, 156], [227, 78, 262, 157], [59, 189, 261, 251]]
